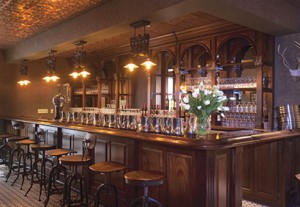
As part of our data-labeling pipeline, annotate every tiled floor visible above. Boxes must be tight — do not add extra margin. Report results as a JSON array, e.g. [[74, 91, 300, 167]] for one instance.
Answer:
[[242, 200, 269, 207], [0, 164, 269, 207], [0, 164, 62, 207]]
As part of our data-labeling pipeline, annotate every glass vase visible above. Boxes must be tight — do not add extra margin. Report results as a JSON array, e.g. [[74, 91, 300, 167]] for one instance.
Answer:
[[196, 115, 211, 138]]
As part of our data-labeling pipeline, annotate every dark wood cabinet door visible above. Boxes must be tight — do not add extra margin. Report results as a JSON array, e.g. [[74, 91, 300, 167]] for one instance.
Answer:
[[167, 152, 194, 207], [254, 142, 279, 203], [243, 145, 255, 196]]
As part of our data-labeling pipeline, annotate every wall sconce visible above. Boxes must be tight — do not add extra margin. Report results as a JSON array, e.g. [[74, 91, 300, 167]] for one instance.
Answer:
[[69, 40, 90, 79], [124, 20, 156, 72], [17, 59, 31, 86], [43, 50, 60, 82]]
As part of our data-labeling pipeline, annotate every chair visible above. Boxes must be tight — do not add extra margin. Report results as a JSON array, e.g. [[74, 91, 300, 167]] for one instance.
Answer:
[[89, 162, 126, 207], [124, 170, 165, 207], [59, 133, 97, 207]]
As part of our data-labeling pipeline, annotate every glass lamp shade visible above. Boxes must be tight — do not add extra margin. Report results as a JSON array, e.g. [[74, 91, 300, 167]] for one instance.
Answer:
[[51, 75, 60, 82], [43, 74, 60, 82], [124, 62, 139, 72], [69, 70, 81, 79], [141, 58, 156, 70], [17, 79, 31, 86], [80, 69, 90, 78], [43, 76, 52, 82]]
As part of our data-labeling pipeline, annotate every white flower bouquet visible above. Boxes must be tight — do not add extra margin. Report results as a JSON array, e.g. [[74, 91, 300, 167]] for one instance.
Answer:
[[181, 82, 228, 136]]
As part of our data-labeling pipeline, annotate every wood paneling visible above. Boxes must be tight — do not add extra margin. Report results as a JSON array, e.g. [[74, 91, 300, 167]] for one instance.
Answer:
[[255, 142, 279, 202], [215, 153, 228, 207], [243, 145, 255, 195], [141, 147, 163, 172], [167, 152, 193, 207]]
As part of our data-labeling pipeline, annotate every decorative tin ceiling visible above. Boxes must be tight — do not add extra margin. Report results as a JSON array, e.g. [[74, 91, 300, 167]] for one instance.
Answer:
[[0, 0, 110, 49]]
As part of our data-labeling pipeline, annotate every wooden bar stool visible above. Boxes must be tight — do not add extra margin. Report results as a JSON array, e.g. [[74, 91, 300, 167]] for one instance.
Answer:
[[5, 121, 29, 182], [25, 128, 56, 200], [89, 162, 126, 207], [5, 135, 29, 182], [0, 134, 14, 165], [59, 133, 97, 207], [44, 148, 76, 207], [124, 171, 165, 207], [12, 139, 36, 189]]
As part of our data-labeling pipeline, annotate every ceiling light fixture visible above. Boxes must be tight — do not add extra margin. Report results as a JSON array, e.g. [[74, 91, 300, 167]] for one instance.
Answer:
[[43, 50, 60, 82], [17, 59, 31, 86], [69, 40, 90, 79], [124, 20, 156, 72]]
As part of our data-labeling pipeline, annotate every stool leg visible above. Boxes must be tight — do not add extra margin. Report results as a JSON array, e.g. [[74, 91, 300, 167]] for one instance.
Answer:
[[6, 146, 21, 182], [95, 183, 118, 207], [39, 158, 53, 201], [44, 164, 67, 207], [130, 196, 145, 207], [11, 153, 23, 186], [25, 159, 40, 197], [148, 197, 162, 207], [11, 147, 25, 186]]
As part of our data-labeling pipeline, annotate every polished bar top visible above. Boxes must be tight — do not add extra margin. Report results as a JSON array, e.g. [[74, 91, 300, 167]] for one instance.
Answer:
[[1, 116, 299, 150]]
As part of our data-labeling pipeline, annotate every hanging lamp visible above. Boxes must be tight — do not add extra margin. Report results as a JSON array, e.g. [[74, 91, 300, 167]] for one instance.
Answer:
[[124, 20, 156, 72], [43, 50, 60, 82], [69, 40, 90, 79], [17, 59, 31, 86]]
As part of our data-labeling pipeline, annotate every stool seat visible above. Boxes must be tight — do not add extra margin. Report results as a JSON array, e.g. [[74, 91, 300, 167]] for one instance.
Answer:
[[59, 155, 92, 166], [124, 171, 165, 187], [46, 148, 76, 157], [0, 134, 14, 139], [90, 162, 126, 173], [16, 139, 36, 145], [7, 136, 29, 142], [31, 144, 56, 151]]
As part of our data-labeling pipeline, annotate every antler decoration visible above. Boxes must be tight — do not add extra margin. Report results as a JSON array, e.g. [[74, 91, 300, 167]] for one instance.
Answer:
[[277, 43, 300, 82]]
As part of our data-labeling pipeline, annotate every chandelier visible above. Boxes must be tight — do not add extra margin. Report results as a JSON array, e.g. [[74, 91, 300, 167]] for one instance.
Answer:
[[69, 40, 90, 79], [124, 20, 156, 72], [17, 59, 31, 86], [43, 50, 60, 82]]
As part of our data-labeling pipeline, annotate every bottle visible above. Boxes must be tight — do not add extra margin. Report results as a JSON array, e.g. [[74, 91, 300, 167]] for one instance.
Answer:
[[216, 114, 222, 125], [170, 96, 175, 110], [165, 95, 169, 110], [155, 105, 159, 115], [263, 103, 269, 130]]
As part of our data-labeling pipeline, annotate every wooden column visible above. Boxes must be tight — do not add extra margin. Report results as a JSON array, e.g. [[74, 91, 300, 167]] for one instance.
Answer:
[[114, 73, 119, 114], [96, 75, 102, 108], [82, 79, 86, 110], [145, 70, 151, 115], [174, 67, 180, 118]]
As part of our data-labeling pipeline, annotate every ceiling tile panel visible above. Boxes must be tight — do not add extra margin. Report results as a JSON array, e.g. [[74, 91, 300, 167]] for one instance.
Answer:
[[0, 0, 110, 48]]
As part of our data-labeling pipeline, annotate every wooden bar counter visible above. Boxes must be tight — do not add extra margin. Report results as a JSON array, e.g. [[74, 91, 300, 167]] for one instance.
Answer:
[[1, 116, 300, 207]]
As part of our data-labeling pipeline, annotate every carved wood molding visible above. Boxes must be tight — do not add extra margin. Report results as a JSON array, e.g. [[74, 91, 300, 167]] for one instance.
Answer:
[[95, 23, 248, 60]]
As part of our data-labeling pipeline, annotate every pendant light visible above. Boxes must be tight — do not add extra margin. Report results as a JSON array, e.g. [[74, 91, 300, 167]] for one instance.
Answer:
[[141, 58, 156, 70], [17, 59, 31, 86], [124, 20, 156, 72], [43, 50, 60, 82], [69, 40, 90, 79]]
